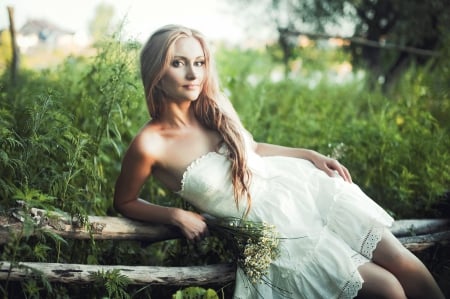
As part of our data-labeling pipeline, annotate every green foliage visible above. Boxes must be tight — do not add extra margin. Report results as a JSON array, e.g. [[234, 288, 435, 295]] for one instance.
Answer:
[[0, 209, 66, 298], [0, 30, 13, 69], [90, 269, 131, 299], [0, 36, 147, 298], [172, 286, 219, 299], [88, 2, 117, 41]]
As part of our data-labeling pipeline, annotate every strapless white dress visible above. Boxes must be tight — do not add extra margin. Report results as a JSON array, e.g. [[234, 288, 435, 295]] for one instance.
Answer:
[[176, 141, 394, 299]]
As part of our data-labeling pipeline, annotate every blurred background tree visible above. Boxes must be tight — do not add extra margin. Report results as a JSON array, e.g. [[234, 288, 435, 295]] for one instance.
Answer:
[[230, 0, 450, 89], [88, 2, 116, 42]]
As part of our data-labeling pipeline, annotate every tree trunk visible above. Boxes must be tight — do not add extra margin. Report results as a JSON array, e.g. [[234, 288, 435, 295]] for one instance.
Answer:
[[7, 6, 19, 84]]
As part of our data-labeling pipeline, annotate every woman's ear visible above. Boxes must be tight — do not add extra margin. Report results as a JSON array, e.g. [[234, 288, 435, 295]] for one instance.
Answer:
[[154, 82, 166, 97], [155, 80, 164, 91]]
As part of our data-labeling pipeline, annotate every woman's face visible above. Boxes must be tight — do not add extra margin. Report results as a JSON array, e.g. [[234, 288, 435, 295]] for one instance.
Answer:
[[159, 37, 205, 102]]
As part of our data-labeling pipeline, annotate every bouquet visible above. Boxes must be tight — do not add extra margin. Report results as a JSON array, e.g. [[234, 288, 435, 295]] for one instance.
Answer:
[[204, 215, 280, 285]]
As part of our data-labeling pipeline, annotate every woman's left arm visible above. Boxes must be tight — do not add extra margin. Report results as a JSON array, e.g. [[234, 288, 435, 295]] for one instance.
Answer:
[[253, 141, 352, 183]]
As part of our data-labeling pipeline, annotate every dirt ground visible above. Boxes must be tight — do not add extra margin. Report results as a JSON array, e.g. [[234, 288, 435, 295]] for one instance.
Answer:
[[417, 242, 450, 297]]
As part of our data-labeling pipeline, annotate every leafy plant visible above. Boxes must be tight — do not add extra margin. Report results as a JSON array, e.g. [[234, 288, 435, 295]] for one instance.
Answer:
[[172, 286, 219, 299], [90, 269, 131, 299]]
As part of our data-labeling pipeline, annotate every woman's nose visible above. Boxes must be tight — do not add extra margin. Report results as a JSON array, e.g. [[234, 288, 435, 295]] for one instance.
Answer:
[[186, 65, 197, 80]]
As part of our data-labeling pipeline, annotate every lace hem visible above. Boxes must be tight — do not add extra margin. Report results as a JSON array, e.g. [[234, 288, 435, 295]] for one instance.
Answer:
[[360, 225, 385, 259], [338, 225, 386, 299], [338, 270, 363, 299]]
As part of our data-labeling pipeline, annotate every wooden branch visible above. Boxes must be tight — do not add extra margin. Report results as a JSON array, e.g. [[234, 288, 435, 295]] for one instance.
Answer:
[[399, 231, 450, 251], [0, 209, 182, 245], [1, 209, 448, 248], [279, 28, 440, 57], [0, 262, 235, 286], [390, 218, 450, 237], [1, 230, 448, 285]]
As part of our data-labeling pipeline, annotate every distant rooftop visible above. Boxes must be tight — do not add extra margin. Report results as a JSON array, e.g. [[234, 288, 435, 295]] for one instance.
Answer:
[[20, 19, 74, 39]]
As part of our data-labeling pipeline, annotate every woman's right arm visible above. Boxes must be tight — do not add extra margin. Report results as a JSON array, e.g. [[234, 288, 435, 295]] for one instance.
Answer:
[[113, 135, 208, 241]]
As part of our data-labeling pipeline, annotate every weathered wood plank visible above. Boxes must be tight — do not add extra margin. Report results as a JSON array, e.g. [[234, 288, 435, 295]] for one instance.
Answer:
[[0, 210, 182, 244], [398, 231, 450, 251], [390, 219, 450, 237], [1, 208, 448, 245], [0, 262, 235, 285]]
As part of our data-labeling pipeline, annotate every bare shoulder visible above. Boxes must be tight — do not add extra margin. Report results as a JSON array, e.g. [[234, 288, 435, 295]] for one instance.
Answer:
[[124, 122, 165, 166]]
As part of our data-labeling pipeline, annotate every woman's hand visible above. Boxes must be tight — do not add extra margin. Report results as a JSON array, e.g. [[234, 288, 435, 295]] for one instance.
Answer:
[[309, 151, 352, 183], [173, 209, 209, 242]]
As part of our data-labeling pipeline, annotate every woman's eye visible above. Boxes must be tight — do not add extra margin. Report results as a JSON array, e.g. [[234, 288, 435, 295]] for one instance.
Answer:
[[172, 60, 184, 67], [194, 60, 205, 67]]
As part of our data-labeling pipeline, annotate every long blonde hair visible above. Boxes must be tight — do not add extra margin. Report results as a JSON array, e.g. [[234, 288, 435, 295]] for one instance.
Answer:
[[140, 24, 252, 212]]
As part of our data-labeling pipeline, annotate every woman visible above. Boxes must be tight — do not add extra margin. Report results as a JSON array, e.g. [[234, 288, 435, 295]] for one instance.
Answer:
[[114, 24, 445, 298]]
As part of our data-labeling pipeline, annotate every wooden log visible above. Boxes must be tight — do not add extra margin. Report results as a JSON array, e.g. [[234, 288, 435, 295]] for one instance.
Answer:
[[0, 262, 235, 285], [398, 231, 450, 251], [1, 230, 449, 285], [390, 219, 450, 237], [1, 208, 448, 245], [0, 210, 183, 244]]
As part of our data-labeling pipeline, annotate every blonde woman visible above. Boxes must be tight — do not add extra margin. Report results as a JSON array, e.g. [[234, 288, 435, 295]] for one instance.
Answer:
[[114, 24, 444, 299]]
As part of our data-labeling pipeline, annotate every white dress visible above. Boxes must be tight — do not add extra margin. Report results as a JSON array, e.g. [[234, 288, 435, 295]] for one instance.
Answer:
[[176, 138, 394, 299]]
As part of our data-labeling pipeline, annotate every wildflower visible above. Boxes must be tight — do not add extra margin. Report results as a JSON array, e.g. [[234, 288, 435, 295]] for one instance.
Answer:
[[205, 215, 280, 285]]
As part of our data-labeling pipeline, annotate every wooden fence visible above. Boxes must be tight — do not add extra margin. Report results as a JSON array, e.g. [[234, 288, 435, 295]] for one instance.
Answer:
[[1, 208, 449, 286]]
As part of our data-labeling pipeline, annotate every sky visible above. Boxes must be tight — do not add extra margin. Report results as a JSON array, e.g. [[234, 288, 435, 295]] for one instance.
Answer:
[[1, 0, 260, 44]]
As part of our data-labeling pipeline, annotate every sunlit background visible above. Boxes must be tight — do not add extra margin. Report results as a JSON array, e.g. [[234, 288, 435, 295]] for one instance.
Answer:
[[1, 0, 256, 44], [1, 0, 284, 68]]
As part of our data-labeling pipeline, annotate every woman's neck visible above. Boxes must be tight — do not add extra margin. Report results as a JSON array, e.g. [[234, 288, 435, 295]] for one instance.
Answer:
[[158, 101, 198, 129]]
